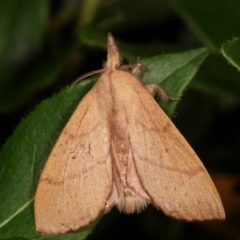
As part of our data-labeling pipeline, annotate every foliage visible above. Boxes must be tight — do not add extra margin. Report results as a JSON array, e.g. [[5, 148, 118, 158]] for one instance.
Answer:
[[0, 0, 240, 239]]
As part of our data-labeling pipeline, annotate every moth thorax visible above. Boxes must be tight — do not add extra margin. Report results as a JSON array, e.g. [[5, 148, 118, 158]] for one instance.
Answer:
[[117, 188, 148, 213]]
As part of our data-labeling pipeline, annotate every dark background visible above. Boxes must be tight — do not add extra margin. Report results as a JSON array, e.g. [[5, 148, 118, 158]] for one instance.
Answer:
[[1, 0, 240, 239]]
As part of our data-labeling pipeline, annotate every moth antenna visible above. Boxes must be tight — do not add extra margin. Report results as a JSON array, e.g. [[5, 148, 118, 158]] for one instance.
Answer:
[[70, 68, 105, 88]]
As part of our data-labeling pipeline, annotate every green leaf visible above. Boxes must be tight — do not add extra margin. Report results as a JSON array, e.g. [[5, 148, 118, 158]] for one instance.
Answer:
[[0, 41, 80, 113], [0, 0, 49, 112], [0, 0, 48, 60], [221, 38, 240, 71], [1, 237, 30, 240], [170, 0, 240, 51], [192, 54, 240, 98], [0, 79, 97, 239], [141, 47, 208, 115], [0, 47, 207, 239], [79, 25, 187, 61]]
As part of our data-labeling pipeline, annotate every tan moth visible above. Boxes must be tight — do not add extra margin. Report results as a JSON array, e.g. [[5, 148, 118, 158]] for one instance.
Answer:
[[34, 33, 225, 234]]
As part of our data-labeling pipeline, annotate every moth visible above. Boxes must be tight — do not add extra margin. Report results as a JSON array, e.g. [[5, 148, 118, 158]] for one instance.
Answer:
[[35, 33, 225, 234]]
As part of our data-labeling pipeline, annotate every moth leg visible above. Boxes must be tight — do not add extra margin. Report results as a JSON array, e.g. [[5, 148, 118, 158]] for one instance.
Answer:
[[130, 58, 180, 101], [144, 83, 180, 101]]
